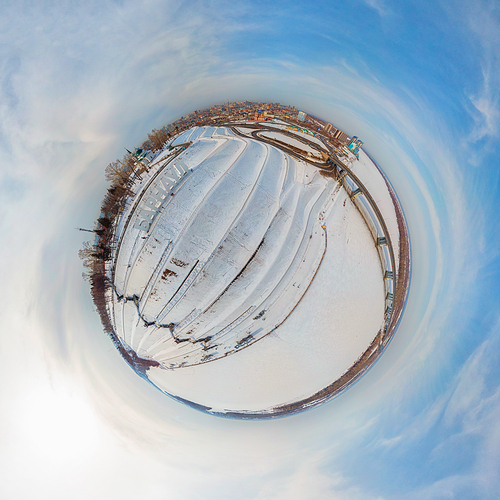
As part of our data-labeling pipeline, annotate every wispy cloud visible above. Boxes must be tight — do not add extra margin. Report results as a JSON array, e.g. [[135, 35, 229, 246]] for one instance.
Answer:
[[256, 450, 385, 500], [467, 65, 500, 142], [366, 317, 500, 498], [362, 0, 389, 17], [448, 0, 500, 147]]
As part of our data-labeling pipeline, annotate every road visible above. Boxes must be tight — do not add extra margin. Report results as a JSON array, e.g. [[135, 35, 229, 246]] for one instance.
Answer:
[[229, 123, 333, 169]]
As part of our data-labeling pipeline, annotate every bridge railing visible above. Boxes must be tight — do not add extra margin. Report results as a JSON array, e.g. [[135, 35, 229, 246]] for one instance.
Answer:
[[333, 163, 395, 344]]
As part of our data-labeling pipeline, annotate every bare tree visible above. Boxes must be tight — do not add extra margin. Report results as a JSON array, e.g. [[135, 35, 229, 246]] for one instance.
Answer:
[[105, 160, 127, 185], [78, 241, 96, 261], [122, 153, 142, 181], [147, 128, 170, 151]]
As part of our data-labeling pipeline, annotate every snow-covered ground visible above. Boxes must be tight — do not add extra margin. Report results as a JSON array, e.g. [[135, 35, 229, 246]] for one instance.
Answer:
[[235, 122, 328, 150], [258, 130, 322, 158], [349, 149, 400, 265], [108, 124, 399, 413], [267, 124, 327, 149], [147, 186, 385, 411]]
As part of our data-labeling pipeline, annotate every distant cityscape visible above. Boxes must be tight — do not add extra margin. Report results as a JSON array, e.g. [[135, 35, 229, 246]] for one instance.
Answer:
[[141, 101, 363, 158]]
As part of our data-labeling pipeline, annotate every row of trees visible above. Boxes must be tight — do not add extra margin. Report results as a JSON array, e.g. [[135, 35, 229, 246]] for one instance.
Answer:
[[104, 152, 146, 186], [78, 129, 170, 373], [141, 127, 173, 152], [80, 152, 139, 283]]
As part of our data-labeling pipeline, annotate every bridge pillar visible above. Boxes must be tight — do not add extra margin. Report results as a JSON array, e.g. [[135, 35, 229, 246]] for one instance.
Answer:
[[350, 187, 362, 199]]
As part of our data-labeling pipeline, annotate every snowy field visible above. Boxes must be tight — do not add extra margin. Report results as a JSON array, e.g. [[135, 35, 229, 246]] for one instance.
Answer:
[[236, 122, 328, 150], [147, 186, 385, 412], [108, 125, 399, 413], [258, 130, 323, 158], [348, 149, 400, 264]]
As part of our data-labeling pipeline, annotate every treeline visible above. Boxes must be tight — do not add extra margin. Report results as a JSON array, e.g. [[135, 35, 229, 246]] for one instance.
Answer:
[[78, 133, 175, 375], [79, 122, 181, 323], [140, 124, 180, 152], [80, 149, 148, 278], [79, 151, 142, 341]]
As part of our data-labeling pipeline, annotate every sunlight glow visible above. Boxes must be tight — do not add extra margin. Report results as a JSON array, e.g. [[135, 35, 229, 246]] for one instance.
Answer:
[[17, 385, 99, 465]]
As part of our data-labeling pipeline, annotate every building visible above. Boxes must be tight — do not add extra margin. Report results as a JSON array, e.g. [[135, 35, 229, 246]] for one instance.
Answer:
[[297, 111, 306, 121], [347, 136, 364, 156], [324, 123, 333, 134], [333, 129, 349, 143]]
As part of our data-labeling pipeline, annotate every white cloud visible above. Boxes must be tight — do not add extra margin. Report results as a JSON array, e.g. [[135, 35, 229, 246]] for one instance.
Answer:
[[450, 0, 500, 144], [468, 67, 499, 142], [370, 317, 500, 499], [362, 0, 389, 17], [254, 450, 386, 500]]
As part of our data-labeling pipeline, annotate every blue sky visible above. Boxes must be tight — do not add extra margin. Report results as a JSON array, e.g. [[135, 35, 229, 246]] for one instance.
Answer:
[[1, 0, 499, 498]]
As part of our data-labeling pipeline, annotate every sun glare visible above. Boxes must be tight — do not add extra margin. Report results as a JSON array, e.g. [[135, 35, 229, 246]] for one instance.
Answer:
[[18, 385, 99, 465]]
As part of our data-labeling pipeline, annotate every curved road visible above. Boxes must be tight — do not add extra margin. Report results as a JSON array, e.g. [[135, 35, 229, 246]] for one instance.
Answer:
[[229, 124, 333, 169]]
